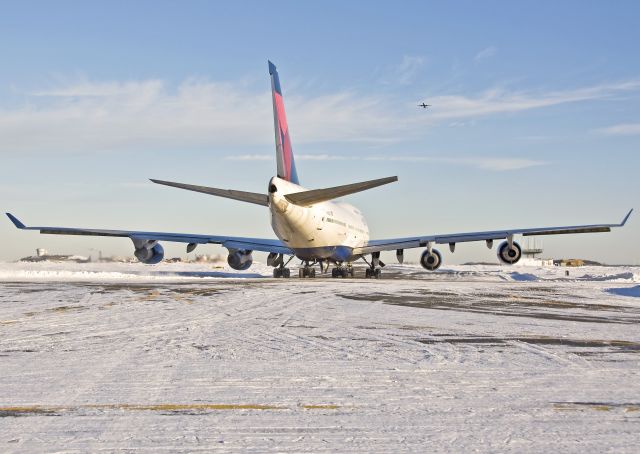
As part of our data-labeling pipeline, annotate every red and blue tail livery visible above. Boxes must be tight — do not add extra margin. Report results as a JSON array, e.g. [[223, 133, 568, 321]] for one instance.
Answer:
[[269, 60, 300, 185]]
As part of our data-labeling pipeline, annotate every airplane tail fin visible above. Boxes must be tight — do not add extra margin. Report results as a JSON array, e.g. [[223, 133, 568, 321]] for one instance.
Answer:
[[269, 61, 300, 185]]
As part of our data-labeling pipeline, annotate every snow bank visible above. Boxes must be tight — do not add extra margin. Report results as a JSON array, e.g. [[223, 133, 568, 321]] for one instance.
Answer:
[[606, 285, 640, 298], [0, 261, 638, 284], [0, 261, 271, 282], [508, 272, 539, 282]]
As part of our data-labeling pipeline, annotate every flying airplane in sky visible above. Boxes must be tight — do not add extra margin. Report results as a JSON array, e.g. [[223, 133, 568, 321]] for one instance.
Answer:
[[418, 103, 431, 109], [6, 61, 633, 279]]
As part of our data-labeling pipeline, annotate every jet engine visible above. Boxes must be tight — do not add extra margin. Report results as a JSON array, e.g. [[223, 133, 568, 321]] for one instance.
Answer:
[[227, 249, 253, 270], [133, 240, 165, 264], [420, 248, 442, 271], [497, 241, 522, 265]]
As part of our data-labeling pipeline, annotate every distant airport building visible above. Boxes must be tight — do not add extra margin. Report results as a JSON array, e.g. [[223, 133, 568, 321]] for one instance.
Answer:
[[516, 257, 555, 267], [555, 259, 585, 267], [21, 249, 89, 263]]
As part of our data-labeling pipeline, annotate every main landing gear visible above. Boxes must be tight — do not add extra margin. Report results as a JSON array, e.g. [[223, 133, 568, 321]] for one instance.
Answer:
[[273, 267, 290, 278], [362, 252, 383, 279], [299, 262, 316, 278], [331, 263, 354, 278], [271, 254, 293, 278], [365, 267, 382, 279], [271, 254, 383, 279]]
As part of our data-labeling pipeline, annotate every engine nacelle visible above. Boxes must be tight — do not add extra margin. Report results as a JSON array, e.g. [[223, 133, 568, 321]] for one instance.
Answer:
[[227, 250, 253, 270], [134, 242, 165, 264], [497, 241, 522, 265], [420, 248, 442, 271]]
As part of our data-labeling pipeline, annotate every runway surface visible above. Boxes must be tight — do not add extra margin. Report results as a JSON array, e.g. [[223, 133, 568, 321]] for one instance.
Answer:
[[1, 262, 639, 452]]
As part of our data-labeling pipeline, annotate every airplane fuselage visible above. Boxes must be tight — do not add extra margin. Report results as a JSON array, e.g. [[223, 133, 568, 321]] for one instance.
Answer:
[[268, 177, 369, 262]]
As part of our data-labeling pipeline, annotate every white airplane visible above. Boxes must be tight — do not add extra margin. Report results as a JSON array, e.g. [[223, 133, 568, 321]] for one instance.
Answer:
[[6, 61, 633, 278]]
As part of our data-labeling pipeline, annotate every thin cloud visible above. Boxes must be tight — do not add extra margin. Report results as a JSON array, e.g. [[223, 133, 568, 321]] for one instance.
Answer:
[[0, 79, 275, 153], [227, 154, 547, 171], [474, 46, 497, 62], [596, 123, 640, 136], [0, 79, 403, 153], [428, 80, 640, 120], [444, 157, 546, 171], [31, 80, 165, 98], [396, 55, 426, 85], [1, 75, 639, 154], [380, 55, 426, 86], [227, 154, 273, 161]]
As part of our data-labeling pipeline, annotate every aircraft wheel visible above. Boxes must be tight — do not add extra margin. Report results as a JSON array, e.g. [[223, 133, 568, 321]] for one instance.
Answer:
[[374, 268, 382, 279], [273, 268, 282, 278], [282, 268, 291, 278], [299, 268, 305, 278], [309, 268, 316, 278], [365, 268, 372, 278]]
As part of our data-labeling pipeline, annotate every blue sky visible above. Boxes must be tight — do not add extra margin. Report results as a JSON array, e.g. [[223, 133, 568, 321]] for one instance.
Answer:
[[1, 1, 639, 264]]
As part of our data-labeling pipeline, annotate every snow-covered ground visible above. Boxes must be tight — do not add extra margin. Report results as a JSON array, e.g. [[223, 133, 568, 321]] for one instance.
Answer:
[[1, 261, 639, 452]]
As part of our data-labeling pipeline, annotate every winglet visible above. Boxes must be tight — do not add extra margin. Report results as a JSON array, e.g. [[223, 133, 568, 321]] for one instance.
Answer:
[[620, 209, 633, 226], [6, 213, 26, 229]]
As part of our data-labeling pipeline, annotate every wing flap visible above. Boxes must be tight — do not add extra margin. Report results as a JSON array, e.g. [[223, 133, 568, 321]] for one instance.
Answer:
[[354, 239, 423, 255], [522, 227, 610, 236], [39, 227, 131, 238], [223, 240, 292, 255]]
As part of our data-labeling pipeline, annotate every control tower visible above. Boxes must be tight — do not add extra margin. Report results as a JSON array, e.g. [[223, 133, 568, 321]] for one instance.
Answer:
[[522, 238, 543, 258]]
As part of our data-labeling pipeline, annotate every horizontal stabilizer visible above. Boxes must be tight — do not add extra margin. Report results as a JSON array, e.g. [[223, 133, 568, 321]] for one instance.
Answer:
[[6, 212, 26, 229], [150, 179, 269, 206], [284, 176, 398, 206]]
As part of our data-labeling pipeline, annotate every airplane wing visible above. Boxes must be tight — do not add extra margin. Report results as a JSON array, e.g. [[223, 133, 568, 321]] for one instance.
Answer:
[[353, 209, 633, 255], [5, 213, 293, 255]]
